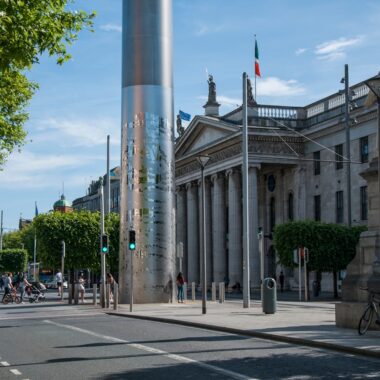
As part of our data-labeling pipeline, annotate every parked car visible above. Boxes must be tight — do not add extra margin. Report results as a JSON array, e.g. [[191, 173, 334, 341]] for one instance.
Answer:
[[43, 276, 68, 289]]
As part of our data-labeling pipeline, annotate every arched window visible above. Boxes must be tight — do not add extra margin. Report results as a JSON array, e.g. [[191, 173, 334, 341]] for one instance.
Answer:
[[288, 192, 294, 221], [270, 197, 276, 232]]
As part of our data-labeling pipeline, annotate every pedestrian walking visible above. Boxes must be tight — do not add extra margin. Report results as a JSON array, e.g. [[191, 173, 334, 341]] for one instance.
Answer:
[[279, 271, 285, 292], [2, 273, 13, 303], [78, 274, 85, 303], [0, 275, 4, 290], [106, 273, 115, 302], [176, 272, 184, 303], [55, 270, 63, 297]]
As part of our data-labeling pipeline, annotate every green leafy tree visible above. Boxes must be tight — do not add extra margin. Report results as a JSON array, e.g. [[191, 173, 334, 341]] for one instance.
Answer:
[[106, 212, 120, 276], [274, 221, 366, 297], [0, 249, 28, 273], [3, 225, 36, 263], [34, 211, 101, 271], [0, 1, 95, 167]]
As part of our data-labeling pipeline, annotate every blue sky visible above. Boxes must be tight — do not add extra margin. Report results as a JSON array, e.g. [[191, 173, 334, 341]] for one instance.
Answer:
[[1, 0, 380, 231]]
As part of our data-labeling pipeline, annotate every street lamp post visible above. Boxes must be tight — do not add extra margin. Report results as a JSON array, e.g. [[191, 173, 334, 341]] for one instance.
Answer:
[[365, 73, 380, 276], [196, 155, 210, 315]]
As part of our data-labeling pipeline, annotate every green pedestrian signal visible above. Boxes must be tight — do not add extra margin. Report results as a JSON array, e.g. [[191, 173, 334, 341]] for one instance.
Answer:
[[101, 234, 109, 253], [129, 230, 136, 250]]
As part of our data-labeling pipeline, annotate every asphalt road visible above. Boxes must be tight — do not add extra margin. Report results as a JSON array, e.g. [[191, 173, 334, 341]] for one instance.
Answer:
[[0, 305, 379, 380]]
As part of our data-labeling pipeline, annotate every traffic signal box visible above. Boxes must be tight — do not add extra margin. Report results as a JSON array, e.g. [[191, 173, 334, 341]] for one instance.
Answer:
[[129, 230, 136, 250], [101, 234, 109, 253]]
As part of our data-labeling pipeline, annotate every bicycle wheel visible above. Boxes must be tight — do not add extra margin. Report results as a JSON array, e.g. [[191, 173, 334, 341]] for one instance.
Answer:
[[2, 294, 11, 304], [14, 296, 21, 304], [358, 304, 374, 335]]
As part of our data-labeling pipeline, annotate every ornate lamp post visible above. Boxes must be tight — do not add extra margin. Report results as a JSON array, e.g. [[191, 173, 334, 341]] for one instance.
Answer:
[[196, 155, 210, 314]]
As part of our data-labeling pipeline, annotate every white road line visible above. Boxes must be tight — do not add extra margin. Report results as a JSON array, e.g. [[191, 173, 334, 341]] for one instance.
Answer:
[[10, 369, 22, 375], [1, 361, 10, 366], [44, 319, 258, 380]]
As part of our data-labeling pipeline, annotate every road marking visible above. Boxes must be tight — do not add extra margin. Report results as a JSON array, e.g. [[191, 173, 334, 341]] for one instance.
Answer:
[[1, 361, 10, 366], [44, 319, 258, 380], [10, 369, 22, 375]]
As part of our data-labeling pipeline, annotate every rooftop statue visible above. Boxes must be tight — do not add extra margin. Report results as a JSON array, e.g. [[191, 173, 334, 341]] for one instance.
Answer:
[[207, 74, 217, 104], [176, 114, 185, 137], [247, 77, 257, 106]]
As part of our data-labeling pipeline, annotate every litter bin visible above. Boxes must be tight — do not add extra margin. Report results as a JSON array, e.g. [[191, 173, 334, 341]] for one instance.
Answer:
[[312, 281, 319, 297], [263, 277, 277, 314]]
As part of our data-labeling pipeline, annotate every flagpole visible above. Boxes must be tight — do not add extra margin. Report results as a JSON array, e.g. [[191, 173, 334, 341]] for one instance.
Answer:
[[254, 35, 257, 102], [33, 201, 38, 281]]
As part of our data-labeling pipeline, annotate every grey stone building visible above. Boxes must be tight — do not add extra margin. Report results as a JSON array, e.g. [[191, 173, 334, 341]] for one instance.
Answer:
[[73, 74, 377, 292]]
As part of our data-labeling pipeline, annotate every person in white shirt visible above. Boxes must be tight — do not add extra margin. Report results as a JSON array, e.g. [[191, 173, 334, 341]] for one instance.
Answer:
[[55, 271, 63, 297], [2, 273, 13, 302]]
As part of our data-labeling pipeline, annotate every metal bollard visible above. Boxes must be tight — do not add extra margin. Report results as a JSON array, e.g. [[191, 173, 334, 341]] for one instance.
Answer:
[[93, 284, 97, 305], [222, 283, 225, 302], [192, 282, 195, 301], [68, 284, 73, 304], [113, 283, 118, 310], [74, 284, 79, 305], [212, 282, 216, 301], [106, 284, 110, 308], [99, 284, 103, 307], [183, 283, 187, 301]]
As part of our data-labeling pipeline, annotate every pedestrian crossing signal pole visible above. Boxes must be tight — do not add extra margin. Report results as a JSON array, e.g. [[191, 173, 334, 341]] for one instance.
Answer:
[[99, 177, 106, 308], [129, 230, 136, 312]]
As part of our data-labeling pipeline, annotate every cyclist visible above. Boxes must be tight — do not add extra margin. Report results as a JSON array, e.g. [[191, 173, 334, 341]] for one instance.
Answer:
[[2, 273, 13, 303]]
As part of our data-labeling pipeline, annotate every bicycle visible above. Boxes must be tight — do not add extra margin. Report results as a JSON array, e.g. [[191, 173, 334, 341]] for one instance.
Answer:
[[2, 289, 21, 305], [358, 288, 380, 335]]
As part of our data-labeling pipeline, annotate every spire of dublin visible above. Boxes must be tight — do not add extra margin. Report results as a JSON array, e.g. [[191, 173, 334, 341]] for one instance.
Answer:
[[119, 0, 175, 303]]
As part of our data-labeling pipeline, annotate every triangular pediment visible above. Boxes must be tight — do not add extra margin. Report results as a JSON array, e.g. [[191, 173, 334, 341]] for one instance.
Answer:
[[175, 116, 239, 158]]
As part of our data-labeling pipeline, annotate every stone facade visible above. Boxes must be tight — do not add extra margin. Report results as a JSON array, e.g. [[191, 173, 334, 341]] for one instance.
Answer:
[[72, 76, 378, 295]]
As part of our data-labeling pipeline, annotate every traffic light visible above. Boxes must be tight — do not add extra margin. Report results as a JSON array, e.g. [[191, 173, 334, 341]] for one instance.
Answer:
[[101, 234, 109, 253], [129, 230, 136, 250]]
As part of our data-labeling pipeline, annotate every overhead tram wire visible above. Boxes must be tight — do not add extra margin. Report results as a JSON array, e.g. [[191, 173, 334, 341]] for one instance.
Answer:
[[261, 116, 363, 165]]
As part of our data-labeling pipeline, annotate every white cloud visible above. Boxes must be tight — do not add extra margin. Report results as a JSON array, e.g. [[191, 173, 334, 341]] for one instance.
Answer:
[[100, 24, 122, 33], [315, 36, 363, 61], [0, 151, 101, 189], [197, 95, 241, 108], [258, 77, 306, 96], [195, 24, 225, 36], [34, 117, 120, 147], [295, 48, 307, 55]]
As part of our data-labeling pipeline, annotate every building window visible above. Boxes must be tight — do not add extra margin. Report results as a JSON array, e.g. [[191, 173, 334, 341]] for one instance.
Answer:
[[335, 144, 343, 170], [270, 197, 276, 232], [314, 151, 321, 175], [288, 192, 294, 221], [336, 191, 344, 223], [360, 136, 369, 163], [314, 195, 321, 221], [360, 186, 368, 221]]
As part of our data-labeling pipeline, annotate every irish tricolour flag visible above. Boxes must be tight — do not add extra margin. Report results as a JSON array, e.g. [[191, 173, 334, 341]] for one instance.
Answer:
[[255, 39, 261, 77]]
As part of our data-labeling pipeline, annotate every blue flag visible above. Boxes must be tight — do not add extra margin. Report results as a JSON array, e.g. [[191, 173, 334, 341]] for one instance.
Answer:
[[179, 110, 191, 121], [35, 202, 39, 217]]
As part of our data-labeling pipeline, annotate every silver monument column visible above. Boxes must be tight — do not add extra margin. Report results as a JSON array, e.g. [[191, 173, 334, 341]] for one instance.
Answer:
[[119, 0, 175, 303]]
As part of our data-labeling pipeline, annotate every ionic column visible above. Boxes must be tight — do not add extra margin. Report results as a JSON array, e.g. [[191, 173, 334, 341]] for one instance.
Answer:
[[186, 182, 199, 284], [296, 167, 306, 219], [205, 178, 213, 284], [211, 173, 226, 283], [198, 178, 213, 286], [227, 169, 242, 287], [249, 166, 260, 288], [176, 186, 187, 278]]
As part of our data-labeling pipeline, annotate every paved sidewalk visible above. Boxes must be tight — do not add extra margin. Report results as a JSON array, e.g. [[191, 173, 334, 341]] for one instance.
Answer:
[[107, 299, 380, 359]]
